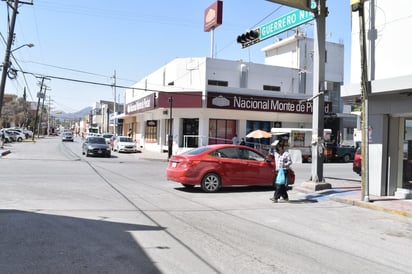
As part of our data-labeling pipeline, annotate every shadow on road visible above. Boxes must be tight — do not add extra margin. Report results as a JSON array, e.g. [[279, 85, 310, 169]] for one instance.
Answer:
[[0, 210, 163, 274]]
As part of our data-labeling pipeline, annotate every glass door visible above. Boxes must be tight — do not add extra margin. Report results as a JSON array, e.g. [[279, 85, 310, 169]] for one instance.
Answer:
[[402, 119, 412, 189]]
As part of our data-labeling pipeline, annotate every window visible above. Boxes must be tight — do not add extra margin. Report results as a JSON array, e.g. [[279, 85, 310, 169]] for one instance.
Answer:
[[208, 80, 228, 87], [209, 119, 236, 144], [145, 121, 158, 143], [263, 85, 281, 92]]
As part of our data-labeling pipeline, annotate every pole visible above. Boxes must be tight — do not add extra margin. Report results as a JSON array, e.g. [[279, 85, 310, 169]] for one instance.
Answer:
[[168, 97, 173, 159], [358, 1, 370, 202], [113, 70, 117, 135], [33, 77, 45, 141], [0, 0, 19, 120], [310, 0, 329, 186], [210, 28, 215, 58], [37, 85, 47, 138]]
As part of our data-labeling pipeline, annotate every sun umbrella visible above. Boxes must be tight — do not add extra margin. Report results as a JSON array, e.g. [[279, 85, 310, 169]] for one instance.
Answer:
[[245, 129, 272, 139]]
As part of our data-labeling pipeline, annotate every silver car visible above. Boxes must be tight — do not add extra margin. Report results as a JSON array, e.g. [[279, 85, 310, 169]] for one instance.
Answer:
[[61, 131, 74, 142], [82, 136, 111, 157]]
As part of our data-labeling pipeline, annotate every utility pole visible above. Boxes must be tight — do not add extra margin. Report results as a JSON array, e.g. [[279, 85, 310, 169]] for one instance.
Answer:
[[0, 0, 32, 121], [33, 77, 45, 141], [351, 0, 370, 201], [112, 70, 117, 135], [37, 84, 49, 138]]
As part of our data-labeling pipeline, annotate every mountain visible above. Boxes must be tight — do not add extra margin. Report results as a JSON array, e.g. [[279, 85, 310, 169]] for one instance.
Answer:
[[52, 106, 92, 120]]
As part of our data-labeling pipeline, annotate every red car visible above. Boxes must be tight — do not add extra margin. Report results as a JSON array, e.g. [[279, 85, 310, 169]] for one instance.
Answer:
[[353, 147, 361, 175], [166, 144, 295, 192]]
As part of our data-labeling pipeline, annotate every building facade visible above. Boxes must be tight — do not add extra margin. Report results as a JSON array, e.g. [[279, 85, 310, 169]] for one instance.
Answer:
[[122, 35, 347, 159], [342, 0, 412, 198]]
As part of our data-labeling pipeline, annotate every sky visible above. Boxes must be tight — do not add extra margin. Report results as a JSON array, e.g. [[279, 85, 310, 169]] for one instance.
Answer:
[[1, 0, 351, 113]]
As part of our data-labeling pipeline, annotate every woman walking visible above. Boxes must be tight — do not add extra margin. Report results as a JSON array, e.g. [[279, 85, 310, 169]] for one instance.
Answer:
[[271, 140, 292, 203]]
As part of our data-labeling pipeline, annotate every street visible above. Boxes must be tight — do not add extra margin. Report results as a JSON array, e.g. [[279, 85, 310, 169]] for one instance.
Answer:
[[1, 137, 411, 274]]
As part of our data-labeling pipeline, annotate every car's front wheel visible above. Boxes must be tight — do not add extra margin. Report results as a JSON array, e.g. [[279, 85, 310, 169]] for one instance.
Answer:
[[201, 173, 221, 193]]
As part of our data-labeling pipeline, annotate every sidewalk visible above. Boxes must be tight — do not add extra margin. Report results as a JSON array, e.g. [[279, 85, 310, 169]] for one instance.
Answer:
[[295, 182, 412, 219]]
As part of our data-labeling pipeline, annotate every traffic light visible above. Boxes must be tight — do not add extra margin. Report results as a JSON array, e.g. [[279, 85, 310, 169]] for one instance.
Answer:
[[350, 0, 363, 11], [237, 29, 260, 48]]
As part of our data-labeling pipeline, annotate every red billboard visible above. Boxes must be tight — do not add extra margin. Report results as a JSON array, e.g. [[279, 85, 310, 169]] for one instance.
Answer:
[[204, 1, 223, 32]]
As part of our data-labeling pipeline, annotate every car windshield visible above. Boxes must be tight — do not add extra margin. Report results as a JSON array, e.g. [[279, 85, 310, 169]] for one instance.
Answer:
[[119, 137, 133, 142], [88, 137, 106, 144]]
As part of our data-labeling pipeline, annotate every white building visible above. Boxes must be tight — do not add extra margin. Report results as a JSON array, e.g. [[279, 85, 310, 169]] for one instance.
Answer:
[[341, 0, 412, 198], [122, 34, 346, 159]]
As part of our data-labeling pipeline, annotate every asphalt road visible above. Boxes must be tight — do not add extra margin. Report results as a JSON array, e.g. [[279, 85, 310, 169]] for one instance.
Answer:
[[1, 137, 411, 274]]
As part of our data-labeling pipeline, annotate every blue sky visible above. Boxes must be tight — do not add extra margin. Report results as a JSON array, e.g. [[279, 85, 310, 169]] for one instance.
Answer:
[[1, 0, 351, 112]]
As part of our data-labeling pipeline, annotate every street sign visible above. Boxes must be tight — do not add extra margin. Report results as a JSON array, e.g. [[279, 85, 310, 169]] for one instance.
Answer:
[[260, 8, 314, 40]]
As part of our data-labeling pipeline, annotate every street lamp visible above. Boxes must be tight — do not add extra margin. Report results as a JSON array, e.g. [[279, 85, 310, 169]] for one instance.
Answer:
[[0, 43, 34, 123], [11, 43, 34, 52]]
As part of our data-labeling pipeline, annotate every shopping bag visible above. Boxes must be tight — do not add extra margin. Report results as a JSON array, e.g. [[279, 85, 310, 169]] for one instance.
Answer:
[[275, 168, 286, 185]]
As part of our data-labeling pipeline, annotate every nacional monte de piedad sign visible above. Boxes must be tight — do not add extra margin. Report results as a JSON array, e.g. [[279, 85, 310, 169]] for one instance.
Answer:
[[207, 92, 332, 114]]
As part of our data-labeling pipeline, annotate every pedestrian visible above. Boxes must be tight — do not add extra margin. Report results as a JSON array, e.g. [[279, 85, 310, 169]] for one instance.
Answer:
[[240, 138, 246, 145], [128, 128, 132, 138], [1, 130, 4, 148], [270, 140, 292, 203], [232, 134, 239, 144]]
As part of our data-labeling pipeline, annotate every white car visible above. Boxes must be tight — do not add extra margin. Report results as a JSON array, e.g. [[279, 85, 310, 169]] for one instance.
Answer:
[[101, 133, 114, 144], [5, 129, 26, 142], [113, 136, 138, 153]]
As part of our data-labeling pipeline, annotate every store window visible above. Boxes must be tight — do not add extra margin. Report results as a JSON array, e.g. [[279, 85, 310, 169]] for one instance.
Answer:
[[145, 120, 158, 144], [402, 119, 412, 189], [209, 119, 236, 144]]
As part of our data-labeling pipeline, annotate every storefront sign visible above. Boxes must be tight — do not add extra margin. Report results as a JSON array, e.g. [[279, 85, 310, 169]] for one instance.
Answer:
[[207, 92, 332, 114], [126, 94, 155, 115], [146, 120, 157, 127], [204, 1, 223, 32]]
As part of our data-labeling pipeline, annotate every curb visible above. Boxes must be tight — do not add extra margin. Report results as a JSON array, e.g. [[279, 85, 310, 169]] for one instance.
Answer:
[[1, 149, 11, 156], [331, 196, 412, 219], [294, 186, 412, 219]]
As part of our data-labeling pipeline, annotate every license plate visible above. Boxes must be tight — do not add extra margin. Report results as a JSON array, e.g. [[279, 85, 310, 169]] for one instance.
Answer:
[[172, 162, 177, 168]]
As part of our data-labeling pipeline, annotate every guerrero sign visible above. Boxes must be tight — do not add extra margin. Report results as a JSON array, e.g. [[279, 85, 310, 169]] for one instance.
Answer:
[[207, 92, 332, 114]]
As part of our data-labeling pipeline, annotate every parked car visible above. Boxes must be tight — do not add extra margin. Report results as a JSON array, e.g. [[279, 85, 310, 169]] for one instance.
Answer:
[[0, 129, 12, 143], [324, 144, 356, 163], [82, 136, 111, 157], [113, 136, 138, 153], [353, 147, 361, 175], [61, 131, 74, 142], [166, 144, 295, 193], [5, 129, 25, 142], [102, 133, 114, 144]]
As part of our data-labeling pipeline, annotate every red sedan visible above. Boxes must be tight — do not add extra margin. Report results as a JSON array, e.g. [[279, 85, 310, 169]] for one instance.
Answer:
[[166, 144, 295, 192]]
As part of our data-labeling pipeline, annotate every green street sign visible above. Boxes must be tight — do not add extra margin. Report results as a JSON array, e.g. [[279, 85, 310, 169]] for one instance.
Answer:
[[260, 8, 314, 41]]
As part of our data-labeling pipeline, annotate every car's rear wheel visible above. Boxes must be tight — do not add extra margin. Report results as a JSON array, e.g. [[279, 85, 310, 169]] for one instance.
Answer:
[[201, 173, 221, 193], [343, 154, 351, 163]]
